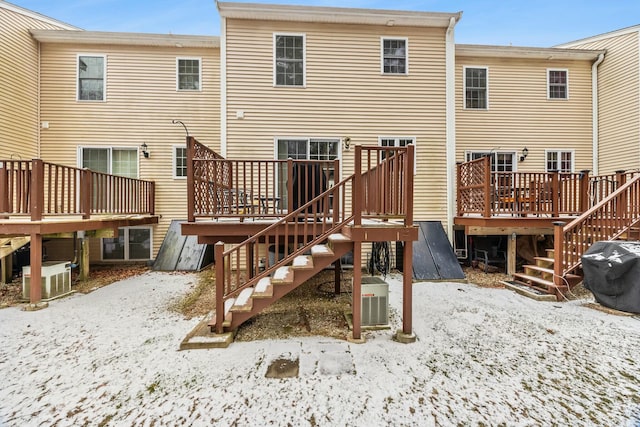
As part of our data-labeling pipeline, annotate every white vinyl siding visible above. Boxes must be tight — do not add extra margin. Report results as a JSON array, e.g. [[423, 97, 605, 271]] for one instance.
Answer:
[[381, 37, 408, 75], [177, 57, 201, 91], [77, 54, 106, 101]]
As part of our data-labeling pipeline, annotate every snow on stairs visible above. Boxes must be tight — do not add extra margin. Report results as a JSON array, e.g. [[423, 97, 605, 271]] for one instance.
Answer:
[[209, 233, 353, 334], [505, 248, 582, 301]]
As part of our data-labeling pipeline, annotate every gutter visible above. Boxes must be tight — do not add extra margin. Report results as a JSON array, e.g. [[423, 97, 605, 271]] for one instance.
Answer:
[[445, 16, 458, 242], [591, 53, 605, 175]]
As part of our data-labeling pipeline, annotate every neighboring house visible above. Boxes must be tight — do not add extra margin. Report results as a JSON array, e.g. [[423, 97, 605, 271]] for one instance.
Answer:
[[557, 26, 640, 175]]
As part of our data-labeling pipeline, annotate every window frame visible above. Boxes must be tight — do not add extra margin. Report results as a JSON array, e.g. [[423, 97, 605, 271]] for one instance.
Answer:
[[465, 150, 517, 172], [176, 57, 202, 91], [545, 149, 574, 172], [378, 136, 416, 173], [547, 68, 569, 100], [463, 66, 489, 110], [77, 146, 140, 178], [101, 226, 153, 261], [173, 145, 187, 179], [273, 33, 306, 88], [380, 37, 409, 75], [77, 54, 106, 102]]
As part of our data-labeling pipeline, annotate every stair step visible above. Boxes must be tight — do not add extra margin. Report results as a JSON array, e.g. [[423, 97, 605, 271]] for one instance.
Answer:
[[230, 288, 254, 312], [271, 266, 294, 284], [252, 277, 273, 298], [292, 255, 314, 270], [534, 256, 554, 266], [311, 244, 334, 257], [328, 233, 351, 242], [512, 273, 558, 290]]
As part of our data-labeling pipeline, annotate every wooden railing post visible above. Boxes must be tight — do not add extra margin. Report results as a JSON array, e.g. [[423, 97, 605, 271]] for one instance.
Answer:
[[483, 156, 491, 218], [332, 159, 340, 224], [405, 144, 414, 227], [615, 170, 628, 220], [551, 171, 559, 216], [148, 182, 155, 215], [81, 168, 92, 219], [579, 170, 591, 212], [287, 159, 294, 215], [553, 221, 566, 290], [456, 162, 462, 216], [187, 136, 195, 222], [214, 241, 225, 334], [0, 162, 8, 215], [354, 145, 362, 226], [30, 159, 44, 221]]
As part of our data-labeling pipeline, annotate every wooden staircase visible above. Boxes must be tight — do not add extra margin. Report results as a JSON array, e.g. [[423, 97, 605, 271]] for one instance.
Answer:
[[510, 248, 582, 300], [209, 233, 353, 332], [1, 236, 30, 283]]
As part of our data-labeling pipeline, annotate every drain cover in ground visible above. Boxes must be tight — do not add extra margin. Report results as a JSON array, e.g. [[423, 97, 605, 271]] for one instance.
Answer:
[[265, 358, 299, 378]]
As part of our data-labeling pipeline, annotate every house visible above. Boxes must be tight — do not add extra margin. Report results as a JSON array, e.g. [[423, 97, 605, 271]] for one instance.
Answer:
[[2, 1, 640, 341]]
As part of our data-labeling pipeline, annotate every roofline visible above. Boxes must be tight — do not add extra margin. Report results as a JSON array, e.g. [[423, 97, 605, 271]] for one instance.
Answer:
[[456, 44, 606, 61], [216, 1, 462, 28], [555, 24, 640, 48], [0, 1, 80, 30], [30, 30, 220, 48]]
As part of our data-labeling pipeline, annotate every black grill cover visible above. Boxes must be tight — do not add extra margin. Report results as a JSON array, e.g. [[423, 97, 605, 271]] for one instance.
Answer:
[[582, 241, 640, 313]]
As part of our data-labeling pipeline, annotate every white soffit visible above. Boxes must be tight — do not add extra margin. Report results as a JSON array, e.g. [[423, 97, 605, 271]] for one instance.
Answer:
[[30, 29, 220, 48], [456, 44, 606, 61]]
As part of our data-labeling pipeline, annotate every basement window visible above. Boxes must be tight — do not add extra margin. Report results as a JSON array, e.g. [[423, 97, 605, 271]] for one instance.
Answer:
[[102, 227, 152, 261]]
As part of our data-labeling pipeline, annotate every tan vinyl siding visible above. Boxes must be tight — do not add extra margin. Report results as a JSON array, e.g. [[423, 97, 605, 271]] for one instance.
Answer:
[[456, 56, 594, 172], [38, 43, 220, 260], [569, 32, 640, 174], [225, 19, 448, 222], [0, 8, 68, 158]]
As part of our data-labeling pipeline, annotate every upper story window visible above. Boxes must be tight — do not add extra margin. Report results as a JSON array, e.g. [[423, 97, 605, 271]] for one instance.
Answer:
[[546, 150, 573, 172], [464, 66, 488, 109], [548, 69, 568, 99], [381, 38, 408, 75], [78, 55, 105, 101], [466, 151, 515, 172], [274, 34, 305, 86], [177, 58, 201, 91], [173, 146, 187, 178]]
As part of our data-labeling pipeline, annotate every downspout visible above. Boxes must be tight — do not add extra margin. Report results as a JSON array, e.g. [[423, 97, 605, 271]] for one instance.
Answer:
[[219, 14, 228, 158], [445, 15, 460, 243], [591, 53, 605, 175]]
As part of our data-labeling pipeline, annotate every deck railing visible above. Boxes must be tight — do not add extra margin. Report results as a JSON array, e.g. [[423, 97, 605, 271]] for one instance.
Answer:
[[555, 174, 640, 279], [456, 157, 618, 217], [0, 159, 155, 220]]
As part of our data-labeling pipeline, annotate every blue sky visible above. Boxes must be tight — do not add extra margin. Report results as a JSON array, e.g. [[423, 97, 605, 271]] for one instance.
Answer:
[[8, 0, 640, 46]]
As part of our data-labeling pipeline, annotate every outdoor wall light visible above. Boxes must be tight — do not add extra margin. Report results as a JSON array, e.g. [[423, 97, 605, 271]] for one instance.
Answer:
[[343, 137, 351, 150], [141, 142, 150, 158], [519, 147, 529, 162]]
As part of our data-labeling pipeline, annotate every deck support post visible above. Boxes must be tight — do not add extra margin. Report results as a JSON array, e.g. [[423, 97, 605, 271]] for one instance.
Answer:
[[553, 221, 566, 299], [1, 254, 12, 284], [79, 236, 90, 281], [351, 242, 362, 341], [215, 241, 225, 334], [507, 233, 517, 276], [402, 238, 413, 336], [28, 233, 43, 304]]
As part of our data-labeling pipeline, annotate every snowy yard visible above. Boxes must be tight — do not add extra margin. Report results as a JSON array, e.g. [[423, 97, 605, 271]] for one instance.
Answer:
[[1, 271, 639, 426]]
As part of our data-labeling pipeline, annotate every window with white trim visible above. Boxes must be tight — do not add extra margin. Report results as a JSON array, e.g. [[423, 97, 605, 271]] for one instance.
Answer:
[[80, 147, 138, 178], [381, 38, 408, 75], [546, 150, 573, 172], [102, 227, 152, 261], [466, 151, 515, 172], [379, 137, 416, 172], [548, 69, 568, 99], [173, 146, 187, 178], [464, 67, 488, 109], [177, 58, 201, 91], [78, 55, 105, 101], [274, 34, 305, 86]]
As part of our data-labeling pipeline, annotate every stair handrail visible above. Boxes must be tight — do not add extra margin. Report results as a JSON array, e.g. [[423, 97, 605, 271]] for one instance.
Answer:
[[214, 173, 354, 333], [555, 174, 640, 279]]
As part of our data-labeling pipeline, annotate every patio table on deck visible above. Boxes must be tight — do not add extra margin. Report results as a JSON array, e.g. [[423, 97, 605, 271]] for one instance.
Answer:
[[256, 196, 281, 215]]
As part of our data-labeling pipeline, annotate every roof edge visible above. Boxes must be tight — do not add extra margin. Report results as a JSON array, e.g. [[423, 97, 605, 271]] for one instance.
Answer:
[[555, 24, 640, 48], [456, 44, 606, 61], [30, 29, 220, 48], [0, 1, 80, 31], [217, 1, 462, 28]]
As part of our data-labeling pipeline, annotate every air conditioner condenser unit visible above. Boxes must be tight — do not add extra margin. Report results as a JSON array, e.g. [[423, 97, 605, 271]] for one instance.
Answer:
[[23, 261, 72, 301], [361, 276, 389, 327]]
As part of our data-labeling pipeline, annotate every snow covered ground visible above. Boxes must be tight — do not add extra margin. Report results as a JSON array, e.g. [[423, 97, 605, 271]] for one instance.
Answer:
[[1, 271, 640, 426]]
